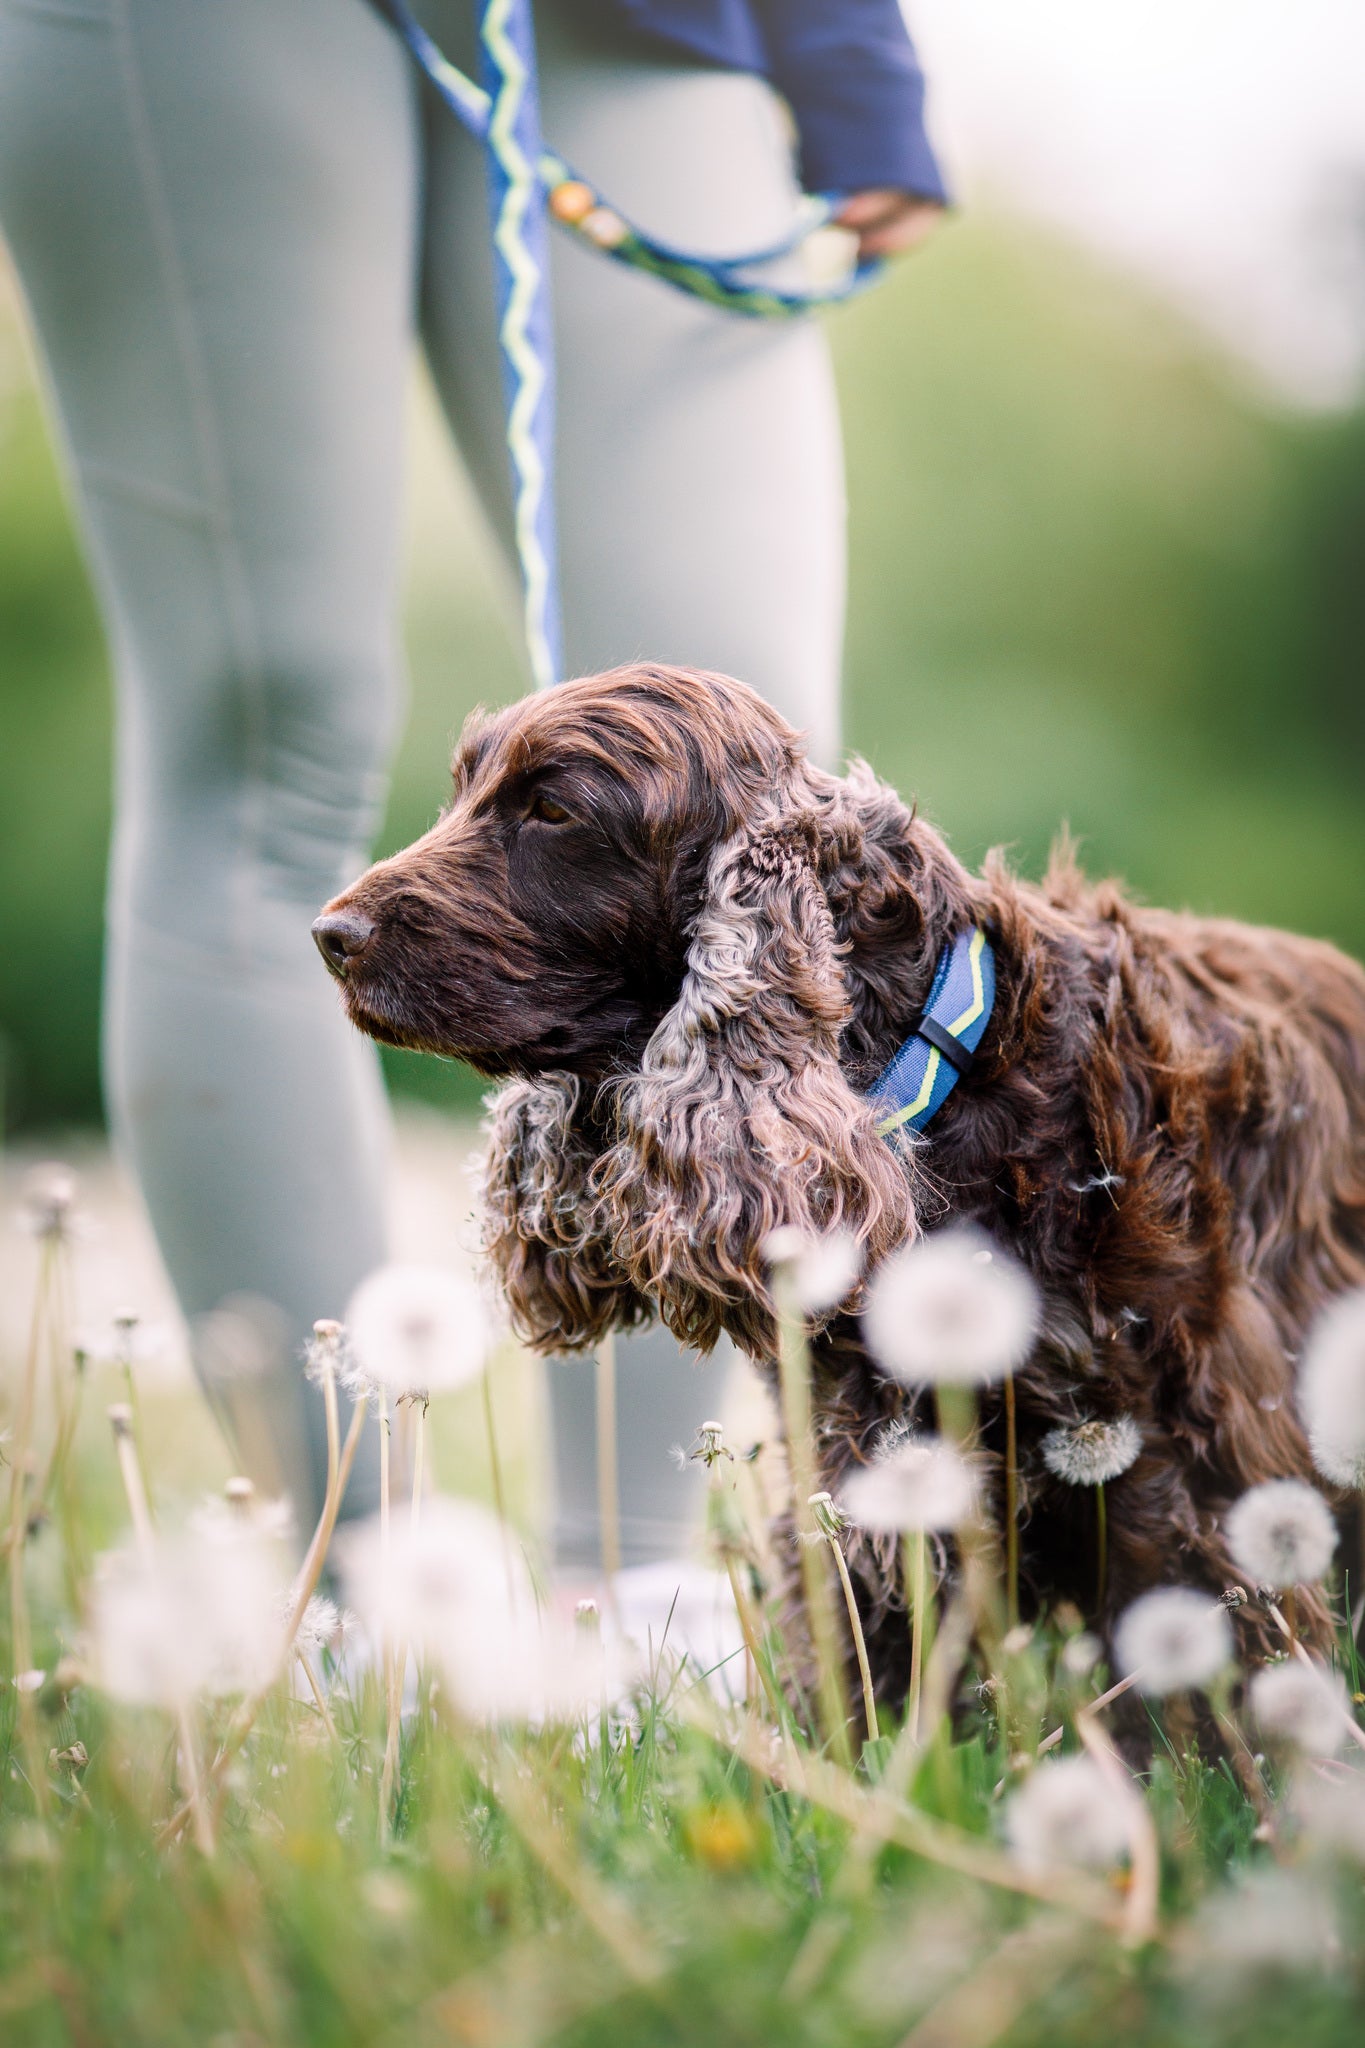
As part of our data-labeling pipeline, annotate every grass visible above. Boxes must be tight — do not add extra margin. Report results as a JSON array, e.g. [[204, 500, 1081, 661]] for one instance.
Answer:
[[3, 1202, 1365, 2048]]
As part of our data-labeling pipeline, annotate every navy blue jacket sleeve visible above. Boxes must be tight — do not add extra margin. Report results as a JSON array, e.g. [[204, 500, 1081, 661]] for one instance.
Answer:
[[748, 0, 948, 203]]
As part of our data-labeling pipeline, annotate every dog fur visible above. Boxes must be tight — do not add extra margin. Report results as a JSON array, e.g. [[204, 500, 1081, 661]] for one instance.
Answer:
[[316, 665, 1365, 1690]]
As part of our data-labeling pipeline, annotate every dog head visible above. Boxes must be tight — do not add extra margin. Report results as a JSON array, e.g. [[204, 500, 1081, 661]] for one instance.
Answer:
[[316, 665, 917, 1353]]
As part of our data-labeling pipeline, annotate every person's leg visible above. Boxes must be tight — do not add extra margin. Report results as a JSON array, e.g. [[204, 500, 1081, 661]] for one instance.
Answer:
[[0, 0, 419, 1517], [413, 4, 845, 1571]]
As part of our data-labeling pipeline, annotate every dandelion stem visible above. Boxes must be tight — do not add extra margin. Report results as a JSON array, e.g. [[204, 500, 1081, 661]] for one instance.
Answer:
[[904, 1531, 930, 1743], [594, 1335, 622, 1590], [8, 1235, 52, 1818], [1003, 1370, 1020, 1632], [108, 1404, 213, 1854], [1074, 1710, 1158, 1945], [379, 1394, 402, 1842], [774, 1280, 851, 1764], [320, 1354, 340, 1509], [1037, 1668, 1140, 1755], [480, 1364, 518, 1611], [410, 1397, 427, 1535], [1262, 1598, 1365, 1755], [693, 1698, 1123, 1926], [111, 1416, 156, 1563], [1095, 1482, 1108, 1613], [296, 1648, 341, 1747], [157, 1392, 369, 1846], [827, 1533, 878, 1745]]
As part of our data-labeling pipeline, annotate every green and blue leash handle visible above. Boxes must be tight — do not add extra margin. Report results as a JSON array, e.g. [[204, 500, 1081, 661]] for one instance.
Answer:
[[372, 0, 884, 689], [373, 1, 986, 1138]]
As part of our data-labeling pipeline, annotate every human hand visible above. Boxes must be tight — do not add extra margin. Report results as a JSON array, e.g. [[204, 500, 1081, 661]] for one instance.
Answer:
[[835, 190, 944, 260]]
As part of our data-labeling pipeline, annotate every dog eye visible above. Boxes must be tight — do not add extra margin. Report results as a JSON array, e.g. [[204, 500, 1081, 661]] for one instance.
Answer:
[[526, 792, 574, 825]]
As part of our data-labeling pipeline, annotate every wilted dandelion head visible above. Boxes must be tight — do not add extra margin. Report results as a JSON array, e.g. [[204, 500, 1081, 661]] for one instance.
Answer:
[[761, 1227, 862, 1315], [1224, 1478, 1337, 1590], [1299, 1288, 1365, 1491], [1249, 1659, 1350, 1758], [861, 1229, 1039, 1387], [840, 1432, 977, 1535], [1114, 1587, 1233, 1696], [303, 1317, 349, 1389], [1040, 1415, 1142, 1487], [1003, 1755, 1138, 1873], [808, 1490, 849, 1540], [344, 1264, 488, 1401], [688, 1419, 734, 1469]]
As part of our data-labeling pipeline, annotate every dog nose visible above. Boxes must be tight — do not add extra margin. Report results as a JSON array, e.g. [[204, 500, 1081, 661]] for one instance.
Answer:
[[311, 910, 375, 979]]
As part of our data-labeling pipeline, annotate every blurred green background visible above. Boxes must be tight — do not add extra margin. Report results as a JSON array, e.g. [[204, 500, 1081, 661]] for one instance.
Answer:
[[2, 210, 1362, 1134]]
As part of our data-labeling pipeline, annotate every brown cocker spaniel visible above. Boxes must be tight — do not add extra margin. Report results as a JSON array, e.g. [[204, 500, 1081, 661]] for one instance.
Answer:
[[313, 665, 1365, 1691]]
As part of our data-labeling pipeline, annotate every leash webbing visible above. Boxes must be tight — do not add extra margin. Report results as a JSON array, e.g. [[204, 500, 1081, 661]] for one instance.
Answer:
[[371, 0, 886, 689]]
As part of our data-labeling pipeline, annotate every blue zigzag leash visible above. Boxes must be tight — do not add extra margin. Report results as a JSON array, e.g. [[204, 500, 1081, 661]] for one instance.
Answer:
[[869, 927, 996, 1138], [371, 0, 885, 691]]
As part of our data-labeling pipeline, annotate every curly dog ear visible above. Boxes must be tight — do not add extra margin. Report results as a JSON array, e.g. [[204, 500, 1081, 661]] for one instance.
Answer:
[[593, 810, 914, 1356], [479, 1074, 652, 1353]]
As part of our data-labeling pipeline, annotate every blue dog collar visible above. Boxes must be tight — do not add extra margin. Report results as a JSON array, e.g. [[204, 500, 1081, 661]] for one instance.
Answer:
[[869, 928, 996, 1138]]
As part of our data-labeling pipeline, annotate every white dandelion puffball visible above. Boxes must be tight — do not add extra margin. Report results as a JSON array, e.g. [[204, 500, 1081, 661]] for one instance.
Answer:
[[841, 1433, 976, 1534], [862, 1228, 1039, 1387], [1224, 1478, 1337, 1590], [1114, 1587, 1233, 1696], [1003, 1755, 1138, 1873], [1040, 1415, 1142, 1488], [345, 1263, 488, 1399], [762, 1227, 862, 1315], [337, 1496, 620, 1724], [89, 1523, 287, 1707], [1188, 1868, 1340, 1977], [1250, 1660, 1351, 1758], [1299, 1289, 1365, 1491], [1292, 1767, 1365, 1865]]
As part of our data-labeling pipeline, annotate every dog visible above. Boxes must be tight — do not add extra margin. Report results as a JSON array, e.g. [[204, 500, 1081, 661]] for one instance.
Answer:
[[313, 664, 1365, 1691]]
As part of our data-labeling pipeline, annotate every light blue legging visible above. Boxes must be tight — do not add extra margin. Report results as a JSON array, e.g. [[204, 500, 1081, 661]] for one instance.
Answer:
[[0, 0, 845, 1551]]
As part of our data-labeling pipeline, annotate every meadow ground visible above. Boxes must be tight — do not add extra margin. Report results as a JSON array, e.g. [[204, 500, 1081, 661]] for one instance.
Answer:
[[3, 1134, 1365, 2048]]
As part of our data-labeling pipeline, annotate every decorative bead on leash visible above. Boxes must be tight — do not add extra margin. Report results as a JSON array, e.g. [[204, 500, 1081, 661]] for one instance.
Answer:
[[371, 0, 885, 690]]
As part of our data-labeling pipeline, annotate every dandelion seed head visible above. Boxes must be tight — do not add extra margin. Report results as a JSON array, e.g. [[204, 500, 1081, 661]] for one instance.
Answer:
[[1114, 1587, 1233, 1696], [840, 1433, 977, 1534], [1249, 1659, 1350, 1757], [292, 1595, 342, 1661], [338, 1496, 625, 1724], [1003, 1755, 1138, 1873], [89, 1521, 287, 1707], [862, 1229, 1039, 1387], [345, 1264, 488, 1400], [1061, 1631, 1103, 1678], [762, 1226, 862, 1315], [17, 1162, 81, 1241], [1188, 1868, 1339, 1976], [1299, 1288, 1365, 1491], [1224, 1478, 1337, 1590], [1291, 1767, 1365, 1864], [1040, 1415, 1142, 1487]]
